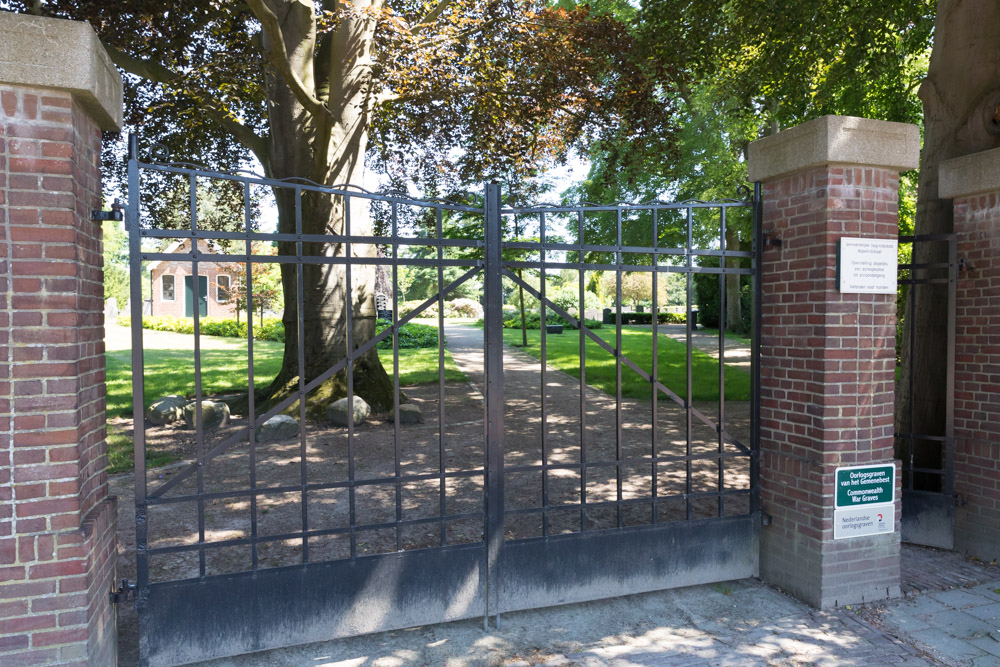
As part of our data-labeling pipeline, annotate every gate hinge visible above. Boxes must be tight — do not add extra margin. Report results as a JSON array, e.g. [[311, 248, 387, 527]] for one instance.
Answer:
[[109, 578, 136, 605], [92, 199, 124, 223]]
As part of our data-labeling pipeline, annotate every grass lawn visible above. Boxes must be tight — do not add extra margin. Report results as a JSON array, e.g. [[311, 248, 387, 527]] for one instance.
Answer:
[[105, 338, 466, 473], [503, 326, 751, 402]]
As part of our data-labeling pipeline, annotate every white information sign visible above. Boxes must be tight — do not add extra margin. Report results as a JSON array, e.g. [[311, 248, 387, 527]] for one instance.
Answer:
[[838, 237, 898, 294], [834, 503, 894, 540]]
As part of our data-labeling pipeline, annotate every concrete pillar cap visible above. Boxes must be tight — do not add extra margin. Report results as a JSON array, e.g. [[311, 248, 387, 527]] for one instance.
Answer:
[[0, 11, 123, 130], [748, 115, 920, 183], [939, 147, 1000, 199]]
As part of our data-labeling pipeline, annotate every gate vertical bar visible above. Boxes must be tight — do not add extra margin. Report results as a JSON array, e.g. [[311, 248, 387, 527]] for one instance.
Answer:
[[484, 183, 504, 625], [944, 236, 957, 499], [750, 182, 763, 514], [127, 134, 149, 604], [685, 206, 693, 521], [718, 207, 727, 518], [189, 171, 206, 576]]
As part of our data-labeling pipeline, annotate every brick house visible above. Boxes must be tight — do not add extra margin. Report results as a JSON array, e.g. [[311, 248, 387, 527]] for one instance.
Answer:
[[148, 239, 238, 318]]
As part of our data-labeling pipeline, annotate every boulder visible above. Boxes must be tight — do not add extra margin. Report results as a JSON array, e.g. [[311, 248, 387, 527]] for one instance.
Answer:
[[390, 404, 424, 424], [326, 396, 370, 427], [182, 400, 231, 430], [256, 415, 299, 442], [146, 395, 189, 425]]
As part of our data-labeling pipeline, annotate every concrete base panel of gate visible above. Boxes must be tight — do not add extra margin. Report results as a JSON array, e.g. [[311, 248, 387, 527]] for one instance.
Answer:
[[138, 543, 486, 667], [901, 490, 955, 550], [498, 515, 759, 614]]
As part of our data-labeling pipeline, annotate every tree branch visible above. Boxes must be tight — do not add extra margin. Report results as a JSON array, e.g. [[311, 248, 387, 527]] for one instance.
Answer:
[[245, 0, 332, 120], [411, 0, 454, 34], [102, 43, 270, 163]]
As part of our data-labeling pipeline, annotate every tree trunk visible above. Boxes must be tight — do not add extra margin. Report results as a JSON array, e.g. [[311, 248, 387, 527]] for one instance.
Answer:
[[897, 0, 1000, 486], [256, 0, 394, 415]]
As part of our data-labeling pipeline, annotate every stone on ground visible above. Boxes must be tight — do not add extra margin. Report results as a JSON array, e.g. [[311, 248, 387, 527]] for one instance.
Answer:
[[146, 395, 189, 425], [182, 400, 231, 430], [256, 415, 299, 442], [327, 396, 370, 427], [390, 403, 424, 424]]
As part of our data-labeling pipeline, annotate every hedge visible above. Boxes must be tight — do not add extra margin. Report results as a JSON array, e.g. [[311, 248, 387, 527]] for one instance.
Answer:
[[501, 312, 603, 330], [600, 311, 686, 325], [119, 315, 440, 349], [374, 318, 439, 349], [118, 315, 286, 342]]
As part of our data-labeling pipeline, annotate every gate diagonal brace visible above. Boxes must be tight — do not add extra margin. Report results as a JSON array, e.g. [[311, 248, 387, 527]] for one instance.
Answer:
[[501, 268, 750, 456], [148, 266, 485, 500]]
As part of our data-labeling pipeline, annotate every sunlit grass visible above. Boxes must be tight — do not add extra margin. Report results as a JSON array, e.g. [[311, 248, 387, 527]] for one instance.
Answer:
[[503, 326, 751, 401], [105, 338, 466, 473]]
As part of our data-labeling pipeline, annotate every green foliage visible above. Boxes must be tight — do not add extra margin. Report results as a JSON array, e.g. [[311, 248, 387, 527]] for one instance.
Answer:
[[397, 299, 483, 320], [550, 287, 604, 313], [502, 312, 603, 330], [375, 319, 439, 349], [102, 221, 130, 307], [120, 314, 441, 350], [120, 315, 287, 342], [693, 274, 752, 334]]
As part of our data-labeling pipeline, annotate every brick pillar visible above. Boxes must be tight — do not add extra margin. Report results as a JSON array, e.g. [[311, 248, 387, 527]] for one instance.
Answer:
[[940, 149, 1000, 562], [748, 116, 920, 608], [0, 13, 123, 666]]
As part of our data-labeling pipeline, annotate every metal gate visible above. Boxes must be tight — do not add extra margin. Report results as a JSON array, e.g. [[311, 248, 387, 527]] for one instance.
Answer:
[[896, 233, 956, 548], [126, 138, 762, 666]]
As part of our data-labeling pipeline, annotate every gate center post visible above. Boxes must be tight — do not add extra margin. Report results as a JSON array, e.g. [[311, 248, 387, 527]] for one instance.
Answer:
[[748, 116, 920, 608], [483, 183, 504, 625]]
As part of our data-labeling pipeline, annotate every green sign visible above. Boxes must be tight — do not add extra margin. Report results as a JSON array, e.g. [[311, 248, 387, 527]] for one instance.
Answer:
[[835, 464, 894, 508]]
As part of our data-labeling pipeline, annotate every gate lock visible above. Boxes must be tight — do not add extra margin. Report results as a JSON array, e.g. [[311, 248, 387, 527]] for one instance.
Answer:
[[109, 578, 136, 605]]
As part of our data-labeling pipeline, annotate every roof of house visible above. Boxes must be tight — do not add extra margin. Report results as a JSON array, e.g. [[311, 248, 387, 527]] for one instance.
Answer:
[[147, 238, 229, 273]]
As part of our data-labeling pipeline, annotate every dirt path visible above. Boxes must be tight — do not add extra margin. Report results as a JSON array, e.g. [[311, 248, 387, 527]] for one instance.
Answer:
[[111, 323, 751, 664]]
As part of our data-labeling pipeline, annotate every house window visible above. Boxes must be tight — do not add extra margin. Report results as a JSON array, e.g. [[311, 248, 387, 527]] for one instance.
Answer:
[[162, 274, 175, 301], [217, 275, 230, 303]]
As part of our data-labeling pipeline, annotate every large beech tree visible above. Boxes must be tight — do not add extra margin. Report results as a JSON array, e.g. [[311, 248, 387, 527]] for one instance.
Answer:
[[5, 0, 672, 412]]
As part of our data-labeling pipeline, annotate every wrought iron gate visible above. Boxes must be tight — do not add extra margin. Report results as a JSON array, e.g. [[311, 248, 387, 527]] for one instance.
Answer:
[[126, 138, 762, 666], [896, 233, 956, 548]]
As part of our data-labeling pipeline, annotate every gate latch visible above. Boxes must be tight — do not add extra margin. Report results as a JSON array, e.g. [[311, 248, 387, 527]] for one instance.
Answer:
[[92, 198, 124, 223], [109, 578, 136, 605]]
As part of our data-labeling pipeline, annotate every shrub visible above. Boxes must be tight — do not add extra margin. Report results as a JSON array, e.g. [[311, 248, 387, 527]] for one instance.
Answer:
[[550, 288, 603, 313], [502, 312, 602, 330], [399, 299, 438, 319], [397, 298, 483, 319], [598, 311, 686, 325], [119, 314, 441, 349], [119, 315, 288, 341], [375, 319, 439, 349], [445, 298, 483, 319]]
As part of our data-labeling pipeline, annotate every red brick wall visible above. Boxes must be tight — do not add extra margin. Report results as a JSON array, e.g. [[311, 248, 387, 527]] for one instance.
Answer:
[[952, 192, 1000, 561], [0, 85, 117, 665], [759, 165, 901, 608]]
